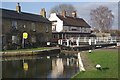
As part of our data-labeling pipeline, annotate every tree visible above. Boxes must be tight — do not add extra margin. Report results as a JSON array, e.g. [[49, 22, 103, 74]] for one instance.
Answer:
[[90, 6, 114, 32], [110, 30, 120, 37], [50, 4, 76, 16]]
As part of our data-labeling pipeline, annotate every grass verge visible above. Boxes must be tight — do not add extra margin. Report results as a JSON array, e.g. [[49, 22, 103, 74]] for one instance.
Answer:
[[71, 49, 118, 79]]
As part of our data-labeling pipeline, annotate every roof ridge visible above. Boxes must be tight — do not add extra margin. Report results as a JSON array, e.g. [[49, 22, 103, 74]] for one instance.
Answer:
[[1, 8, 43, 17], [1, 8, 50, 23], [57, 14, 83, 19], [56, 14, 90, 28]]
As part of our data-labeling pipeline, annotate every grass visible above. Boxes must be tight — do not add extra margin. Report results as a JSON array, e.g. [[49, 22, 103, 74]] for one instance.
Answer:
[[1, 47, 49, 52], [71, 49, 118, 79]]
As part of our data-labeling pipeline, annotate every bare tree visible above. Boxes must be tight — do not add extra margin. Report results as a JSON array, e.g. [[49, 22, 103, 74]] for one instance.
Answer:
[[90, 6, 114, 32], [50, 4, 76, 16]]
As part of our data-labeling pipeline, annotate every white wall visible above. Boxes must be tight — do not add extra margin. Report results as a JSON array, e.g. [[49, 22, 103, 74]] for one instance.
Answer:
[[49, 13, 91, 33], [49, 13, 63, 32]]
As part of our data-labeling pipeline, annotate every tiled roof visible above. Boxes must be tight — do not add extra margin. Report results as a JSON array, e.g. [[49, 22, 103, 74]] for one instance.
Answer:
[[1, 8, 51, 24], [57, 15, 90, 28]]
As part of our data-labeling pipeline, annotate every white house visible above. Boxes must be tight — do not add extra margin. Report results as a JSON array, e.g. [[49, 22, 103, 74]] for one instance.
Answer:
[[49, 11, 91, 42]]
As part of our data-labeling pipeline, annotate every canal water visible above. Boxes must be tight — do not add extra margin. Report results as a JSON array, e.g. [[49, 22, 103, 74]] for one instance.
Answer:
[[2, 53, 81, 79]]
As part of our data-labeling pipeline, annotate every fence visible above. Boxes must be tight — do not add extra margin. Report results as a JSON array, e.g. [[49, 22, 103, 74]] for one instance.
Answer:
[[69, 37, 119, 43], [58, 36, 120, 46]]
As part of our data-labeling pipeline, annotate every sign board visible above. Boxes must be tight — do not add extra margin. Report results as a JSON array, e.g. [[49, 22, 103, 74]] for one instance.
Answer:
[[23, 32, 28, 39]]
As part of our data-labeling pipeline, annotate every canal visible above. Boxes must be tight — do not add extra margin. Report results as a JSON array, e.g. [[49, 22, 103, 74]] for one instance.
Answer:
[[2, 53, 81, 79]]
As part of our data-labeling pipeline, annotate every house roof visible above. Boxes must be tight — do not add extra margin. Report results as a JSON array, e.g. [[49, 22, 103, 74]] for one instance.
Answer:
[[57, 15, 91, 28], [0, 8, 51, 24]]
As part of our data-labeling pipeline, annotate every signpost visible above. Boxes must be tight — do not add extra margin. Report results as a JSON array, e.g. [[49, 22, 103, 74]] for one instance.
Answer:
[[22, 32, 28, 48]]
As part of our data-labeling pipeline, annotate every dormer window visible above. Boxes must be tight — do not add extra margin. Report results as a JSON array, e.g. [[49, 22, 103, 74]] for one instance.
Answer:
[[12, 21, 17, 29]]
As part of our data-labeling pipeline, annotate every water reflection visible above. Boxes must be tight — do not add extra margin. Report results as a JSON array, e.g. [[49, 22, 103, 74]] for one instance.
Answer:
[[50, 58, 64, 78], [23, 59, 29, 71], [2, 53, 80, 78]]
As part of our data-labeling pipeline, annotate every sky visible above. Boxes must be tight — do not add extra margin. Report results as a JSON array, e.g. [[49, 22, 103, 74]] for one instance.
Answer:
[[1, 0, 120, 2], [1, 1, 119, 29]]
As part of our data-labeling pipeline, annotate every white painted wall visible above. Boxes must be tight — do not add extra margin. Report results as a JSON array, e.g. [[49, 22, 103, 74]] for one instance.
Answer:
[[49, 13, 63, 32], [49, 13, 91, 33]]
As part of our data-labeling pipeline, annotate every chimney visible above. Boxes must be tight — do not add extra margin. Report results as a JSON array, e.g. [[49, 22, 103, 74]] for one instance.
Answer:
[[16, 3, 21, 13], [40, 8, 46, 18], [62, 10, 66, 17], [72, 11, 77, 18]]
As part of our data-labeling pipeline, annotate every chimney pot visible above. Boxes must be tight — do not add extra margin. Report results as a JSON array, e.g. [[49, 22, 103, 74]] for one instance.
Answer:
[[61, 10, 66, 17], [40, 8, 46, 18], [72, 11, 77, 17]]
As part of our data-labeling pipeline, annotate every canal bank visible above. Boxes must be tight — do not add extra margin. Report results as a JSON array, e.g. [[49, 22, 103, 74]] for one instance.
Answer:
[[0, 47, 61, 57], [60, 43, 117, 51], [71, 48, 118, 79]]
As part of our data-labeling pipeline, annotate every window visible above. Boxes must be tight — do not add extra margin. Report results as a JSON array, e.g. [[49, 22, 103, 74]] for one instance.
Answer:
[[31, 36, 36, 43], [53, 35, 56, 39], [12, 21, 17, 29], [31, 23, 36, 31], [82, 28, 85, 33], [12, 36, 17, 44], [79, 27, 81, 32], [87, 28, 90, 33], [81, 28, 83, 32], [46, 37, 49, 41], [46, 25, 49, 32], [52, 25, 56, 31], [86, 28, 88, 33], [70, 27, 77, 31], [84, 28, 86, 32]]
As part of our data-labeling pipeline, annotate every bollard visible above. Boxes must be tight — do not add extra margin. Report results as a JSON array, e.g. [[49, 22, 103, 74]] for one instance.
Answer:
[[89, 50, 91, 53], [96, 64, 102, 70]]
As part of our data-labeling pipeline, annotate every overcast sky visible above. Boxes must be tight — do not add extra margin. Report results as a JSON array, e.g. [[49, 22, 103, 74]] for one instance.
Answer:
[[1, 1, 119, 29]]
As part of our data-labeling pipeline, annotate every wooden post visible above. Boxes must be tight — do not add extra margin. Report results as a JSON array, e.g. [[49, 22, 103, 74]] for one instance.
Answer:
[[66, 39, 69, 46], [94, 39, 97, 45], [89, 39, 92, 45], [60, 39, 63, 45], [58, 39, 60, 45], [89, 38, 92, 53], [76, 39, 79, 46]]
